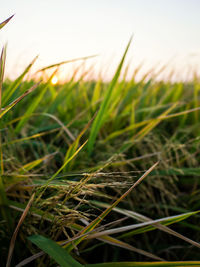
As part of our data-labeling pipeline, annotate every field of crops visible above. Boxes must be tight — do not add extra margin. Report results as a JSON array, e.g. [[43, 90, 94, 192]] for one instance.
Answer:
[[1, 15, 200, 267]]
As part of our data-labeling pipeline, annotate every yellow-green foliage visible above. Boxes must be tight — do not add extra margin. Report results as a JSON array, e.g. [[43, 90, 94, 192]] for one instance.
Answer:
[[1, 14, 200, 267]]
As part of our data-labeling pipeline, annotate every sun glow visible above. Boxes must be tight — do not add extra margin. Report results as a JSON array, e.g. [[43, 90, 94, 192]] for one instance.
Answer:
[[51, 76, 58, 85]]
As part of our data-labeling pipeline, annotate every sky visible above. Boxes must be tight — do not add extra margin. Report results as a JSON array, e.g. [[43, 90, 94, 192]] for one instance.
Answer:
[[0, 0, 200, 81]]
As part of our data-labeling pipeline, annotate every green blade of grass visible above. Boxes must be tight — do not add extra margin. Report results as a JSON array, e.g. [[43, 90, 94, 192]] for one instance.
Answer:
[[28, 235, 83, 267], [14, 70, 56, 133], [117, 80, 151, 118], [2, 56, 37, 106], [104, 105, 200, 144], [87, 37, 132, 155], [91, 79, 102, 111], [0, 82, 40, 119], [11, 215, 161, 264], [35, 140, 88, 202], [64, 116, 94, 172], [17, 152, 57, 174]]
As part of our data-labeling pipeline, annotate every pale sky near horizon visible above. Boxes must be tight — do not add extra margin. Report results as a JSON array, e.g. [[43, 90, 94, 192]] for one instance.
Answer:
[[1, 0, 200, 81]]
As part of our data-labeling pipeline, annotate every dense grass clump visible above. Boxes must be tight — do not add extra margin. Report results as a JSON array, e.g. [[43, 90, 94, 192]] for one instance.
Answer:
[[1, 15, 200, 267]]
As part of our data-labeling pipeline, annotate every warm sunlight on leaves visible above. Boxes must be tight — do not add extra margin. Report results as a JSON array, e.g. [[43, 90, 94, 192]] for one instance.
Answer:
[[2, 2, 200, 265]]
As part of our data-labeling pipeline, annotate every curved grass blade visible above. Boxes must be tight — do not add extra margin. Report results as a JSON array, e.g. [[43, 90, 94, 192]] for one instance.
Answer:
[[28, 235, 83, 267]]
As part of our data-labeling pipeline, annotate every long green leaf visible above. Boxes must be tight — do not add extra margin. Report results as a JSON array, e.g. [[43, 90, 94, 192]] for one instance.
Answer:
[[28, 235, 83, 267], [87, 37, 132, 155]]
